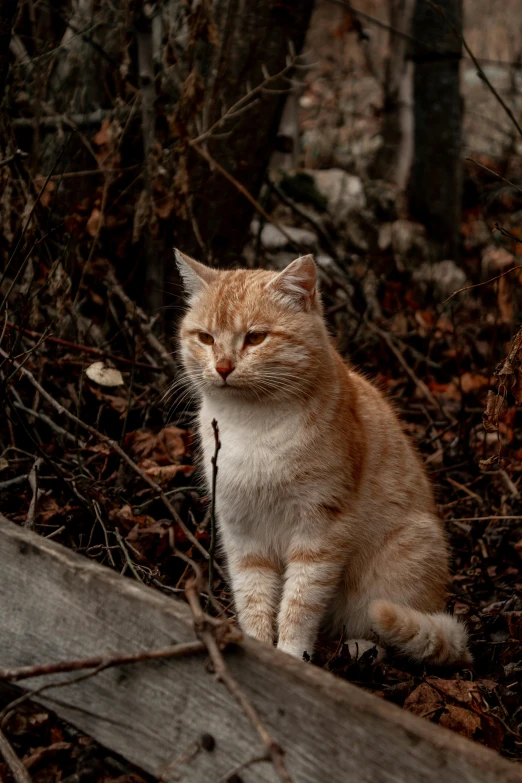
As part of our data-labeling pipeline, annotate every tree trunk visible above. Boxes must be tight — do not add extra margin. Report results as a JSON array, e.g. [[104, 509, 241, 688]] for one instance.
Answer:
[[408, 0, 463, 260], [170, 0, 315, 264], [371, 0, 415, 189]]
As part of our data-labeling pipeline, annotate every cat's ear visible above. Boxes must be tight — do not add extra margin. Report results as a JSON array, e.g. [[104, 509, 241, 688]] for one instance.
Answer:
[[174, 249, 218, 297], [268, 255, 318, 309]]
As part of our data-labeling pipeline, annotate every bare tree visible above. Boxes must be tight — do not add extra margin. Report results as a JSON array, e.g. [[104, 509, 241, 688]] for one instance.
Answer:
[[408, 0, 463, 260], [11, 0, 314, 315], [371, 0, 415, 189]]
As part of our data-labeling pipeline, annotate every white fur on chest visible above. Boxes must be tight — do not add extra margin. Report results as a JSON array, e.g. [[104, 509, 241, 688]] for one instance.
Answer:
[[198, 394, 304, 537]]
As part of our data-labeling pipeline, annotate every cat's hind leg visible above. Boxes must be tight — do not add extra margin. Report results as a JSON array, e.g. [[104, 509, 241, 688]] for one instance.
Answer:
[[338, 513, 471, 665]]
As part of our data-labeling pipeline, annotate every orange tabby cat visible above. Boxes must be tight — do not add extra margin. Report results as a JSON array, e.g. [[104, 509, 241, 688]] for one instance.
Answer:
[[175, 249, 470, 665]]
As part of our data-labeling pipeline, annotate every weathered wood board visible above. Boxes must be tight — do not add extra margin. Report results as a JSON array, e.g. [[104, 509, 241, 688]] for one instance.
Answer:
[[0, 517, 521, 783]]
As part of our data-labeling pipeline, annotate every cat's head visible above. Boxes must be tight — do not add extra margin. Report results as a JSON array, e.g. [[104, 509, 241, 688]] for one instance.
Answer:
[[175, 250, 328, 401]]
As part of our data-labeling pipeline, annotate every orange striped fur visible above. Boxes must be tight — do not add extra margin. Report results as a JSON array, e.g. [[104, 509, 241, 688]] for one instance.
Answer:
[[175, 250, 470, 665]]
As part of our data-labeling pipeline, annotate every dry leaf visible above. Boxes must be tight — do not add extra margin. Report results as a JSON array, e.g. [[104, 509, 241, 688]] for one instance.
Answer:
[[140, 459, 194, 485], [404, 678, 504, 750], [86, 207, 102, 237], [86, 362, 124, 387], [483, 389, 507, 433], [460, 372, 489, 394], [125, 426, 192, 465]]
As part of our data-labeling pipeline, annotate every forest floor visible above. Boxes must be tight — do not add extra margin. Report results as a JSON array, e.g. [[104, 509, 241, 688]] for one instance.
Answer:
[[1, 166, 522, 780], [2, 2, 522, 781]]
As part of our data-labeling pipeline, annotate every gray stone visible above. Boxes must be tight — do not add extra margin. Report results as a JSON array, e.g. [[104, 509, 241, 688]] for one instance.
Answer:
[[391, 219, 431, 269], [251, 221, 318, 252], [412, 260, 467, 298], [306, 168, 366, 225]]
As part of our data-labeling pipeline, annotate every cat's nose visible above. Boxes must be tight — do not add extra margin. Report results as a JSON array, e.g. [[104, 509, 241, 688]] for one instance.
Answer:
[[216, 361, 234, 381]]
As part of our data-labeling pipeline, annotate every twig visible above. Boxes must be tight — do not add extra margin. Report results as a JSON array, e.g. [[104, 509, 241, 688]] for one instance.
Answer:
[[366, 319, 455, 421], [466, 158, 522, 197], [115, 527, 144, 582], [0, 474, 27, 491], [425, 0, 522, 139], [24, 457, 42, 529], [0, 149, 29, 169], [107, 269, 178, 376], [270, 179, 340, 261], [193, 144, 308, 255], [0, 639, 206, 683], [442, 257, 522, 305], [3, 322, 162, 371], [208, 419, 221, 598], [12, 400, 83, 445], [0, 727, 32, 783], [190, 55, 308, 147], [186, 582, 293, 783], [446, 476, 483, 505], [0, 347, 222, 575]]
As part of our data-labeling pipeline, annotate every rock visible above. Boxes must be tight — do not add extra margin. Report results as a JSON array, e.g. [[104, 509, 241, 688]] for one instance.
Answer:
[[391, 219, 431, 270], [412, 260, 467, 299], [306, 168, 366, 226], [481, 244, 514, 275], [251, 221, 318, 253]]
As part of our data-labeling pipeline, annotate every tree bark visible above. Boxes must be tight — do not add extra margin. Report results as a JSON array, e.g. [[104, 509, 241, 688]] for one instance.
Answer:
[[371, 0, 415, 188], [170, 0, 315, 264], [408, 0, 463, 260]]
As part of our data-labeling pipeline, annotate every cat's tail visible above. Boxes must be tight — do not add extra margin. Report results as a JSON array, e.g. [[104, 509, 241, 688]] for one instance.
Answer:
[[369, 599, 471, 665]]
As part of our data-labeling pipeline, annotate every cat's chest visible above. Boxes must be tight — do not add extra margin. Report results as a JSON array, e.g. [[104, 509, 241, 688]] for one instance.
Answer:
[[198, 399, 302, 493]]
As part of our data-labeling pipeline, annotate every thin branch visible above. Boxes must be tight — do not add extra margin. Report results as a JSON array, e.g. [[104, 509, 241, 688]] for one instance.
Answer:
[[0, 347, 223, 575], [190, 55, 308, 147], [106, 269, 178, 376], [443, 224, 522, 303], [467, 158, 522, 198], [208, 419, 221, 598], [24, 457, 42, 529], [3, 322, 162, 372], [12, 400, 84, 445], [0, 727, 32, 783], [186, 582, 293, 783], [425, 0, 522, 139], [0, 640, 206, 683], [193, 144, 307, 254], [0, 150, 29, 169]]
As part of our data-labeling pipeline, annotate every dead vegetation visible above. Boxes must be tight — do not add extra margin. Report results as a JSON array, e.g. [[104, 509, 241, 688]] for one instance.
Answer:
[[1, 0, 522, 780]]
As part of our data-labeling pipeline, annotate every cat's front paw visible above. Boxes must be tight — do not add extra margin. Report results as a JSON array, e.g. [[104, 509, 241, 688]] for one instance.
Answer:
[[276, 639, 310, 660]]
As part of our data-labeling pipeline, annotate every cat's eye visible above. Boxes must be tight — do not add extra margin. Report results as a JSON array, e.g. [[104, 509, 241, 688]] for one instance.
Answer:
[[244, 332, 267, 347], [198, 332, 214, 345]]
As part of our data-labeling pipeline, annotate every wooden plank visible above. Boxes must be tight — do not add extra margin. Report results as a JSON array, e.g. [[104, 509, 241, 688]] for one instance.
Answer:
[[0, 518, 520, 783]]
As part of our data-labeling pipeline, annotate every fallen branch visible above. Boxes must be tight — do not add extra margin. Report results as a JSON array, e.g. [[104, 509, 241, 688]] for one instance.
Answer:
[[0, 727, 32, 783], [186, 581, 293, 783], [0, 639, 206, 683]]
